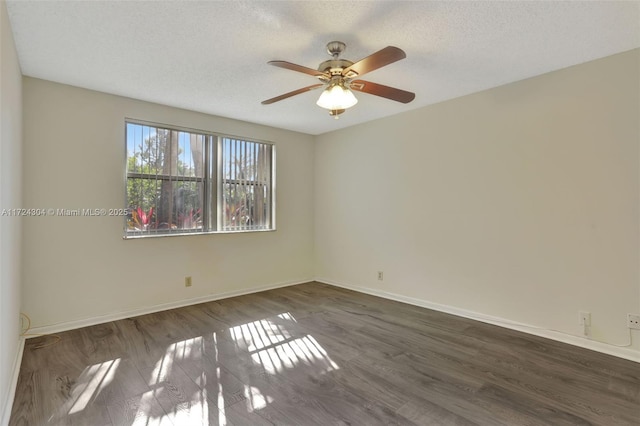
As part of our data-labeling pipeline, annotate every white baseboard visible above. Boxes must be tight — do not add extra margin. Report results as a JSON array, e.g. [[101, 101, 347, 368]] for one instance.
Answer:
[[27, 278, 312, 336], [317, 278, 640, 364], [24, 276, 640, 364], [1, 337, 25, 426]]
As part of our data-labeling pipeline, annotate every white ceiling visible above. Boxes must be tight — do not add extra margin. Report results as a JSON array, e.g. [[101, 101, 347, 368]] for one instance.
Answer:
[[6, 1, 640, 135]]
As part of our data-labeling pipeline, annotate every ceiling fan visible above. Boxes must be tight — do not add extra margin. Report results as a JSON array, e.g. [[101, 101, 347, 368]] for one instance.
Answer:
[[261, 41, 415, 118]]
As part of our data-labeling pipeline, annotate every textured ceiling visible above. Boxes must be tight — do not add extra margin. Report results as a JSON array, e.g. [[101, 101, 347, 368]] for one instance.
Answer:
[[6, 1, 640, 135]]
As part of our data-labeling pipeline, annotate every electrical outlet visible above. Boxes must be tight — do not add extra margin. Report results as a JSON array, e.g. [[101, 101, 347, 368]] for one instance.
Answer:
[[628, 313, 640, 330], [377, 271, 384, 281], [19, 313, 29, 334], [185, 276, 192, 287], [579, 311, 591, 326]]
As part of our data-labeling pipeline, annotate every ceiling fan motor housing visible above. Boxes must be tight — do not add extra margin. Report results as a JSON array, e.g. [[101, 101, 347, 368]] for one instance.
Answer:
[[320, 41, 356, 77], [318, 59, 354, 76]]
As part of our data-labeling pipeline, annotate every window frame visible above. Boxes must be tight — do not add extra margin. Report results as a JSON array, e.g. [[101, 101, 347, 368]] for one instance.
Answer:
[[124, 119, 276, 239]]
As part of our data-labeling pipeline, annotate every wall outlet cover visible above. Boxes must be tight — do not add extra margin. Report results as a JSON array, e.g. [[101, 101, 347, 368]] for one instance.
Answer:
[[628, 313, 640, 330], [579, 311, 591, 326]]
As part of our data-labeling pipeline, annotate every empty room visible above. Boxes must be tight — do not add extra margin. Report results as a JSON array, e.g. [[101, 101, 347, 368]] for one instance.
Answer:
[[1, 1, 639, 425]]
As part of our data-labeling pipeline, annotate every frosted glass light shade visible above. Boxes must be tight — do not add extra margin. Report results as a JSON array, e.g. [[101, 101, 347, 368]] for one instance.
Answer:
[[316, 84, 358, 110]]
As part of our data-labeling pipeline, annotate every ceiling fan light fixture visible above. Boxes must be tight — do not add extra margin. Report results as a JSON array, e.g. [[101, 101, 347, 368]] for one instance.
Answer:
[[316, 83, 358, 110]]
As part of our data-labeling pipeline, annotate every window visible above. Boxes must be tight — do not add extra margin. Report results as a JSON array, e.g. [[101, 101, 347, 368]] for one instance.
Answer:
[[125, 121, 274, 237]]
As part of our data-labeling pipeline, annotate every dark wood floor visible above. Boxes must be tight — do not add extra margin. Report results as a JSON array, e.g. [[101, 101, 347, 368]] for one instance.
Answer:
[[9, 282, 640, 425]]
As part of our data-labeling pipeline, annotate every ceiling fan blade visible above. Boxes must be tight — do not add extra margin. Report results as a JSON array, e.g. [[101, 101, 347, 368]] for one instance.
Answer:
[[268, 61, 329, 78], [261, 83, 324, 105], [350, 80, 415, 104], [342, 46, 406, 77]]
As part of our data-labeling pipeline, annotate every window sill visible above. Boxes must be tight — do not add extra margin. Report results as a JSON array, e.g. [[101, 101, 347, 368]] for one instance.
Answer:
[[123, 228, 276, 240]]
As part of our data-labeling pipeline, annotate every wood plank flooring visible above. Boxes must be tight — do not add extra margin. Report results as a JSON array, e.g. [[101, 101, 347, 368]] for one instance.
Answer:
[[9, 282, 640, 425]]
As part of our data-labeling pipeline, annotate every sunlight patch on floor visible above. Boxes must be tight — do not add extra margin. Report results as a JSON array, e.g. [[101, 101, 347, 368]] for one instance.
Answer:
[[277, 312, 297, 322], [149, 347, 175, 386], [157, 388, 215, 426], [217, 366, 227, 426], [127, 313, 339, 424], [230, 312, 340, 376], [250, 334, 339, 374], [133, 390, 173, 426], [230, 317, 293, 352], [243, 385, 274, 412], [173, 336, 204, 363], [152, 336, 205, 385], [67, 358, 121, 415]]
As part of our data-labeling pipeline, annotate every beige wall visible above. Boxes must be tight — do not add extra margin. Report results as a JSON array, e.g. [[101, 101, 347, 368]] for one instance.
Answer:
[[16, 47, 640, 362], [0, 0, 23, 421], [22, 78, 315, 329], [315, 49, 640, 355]]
